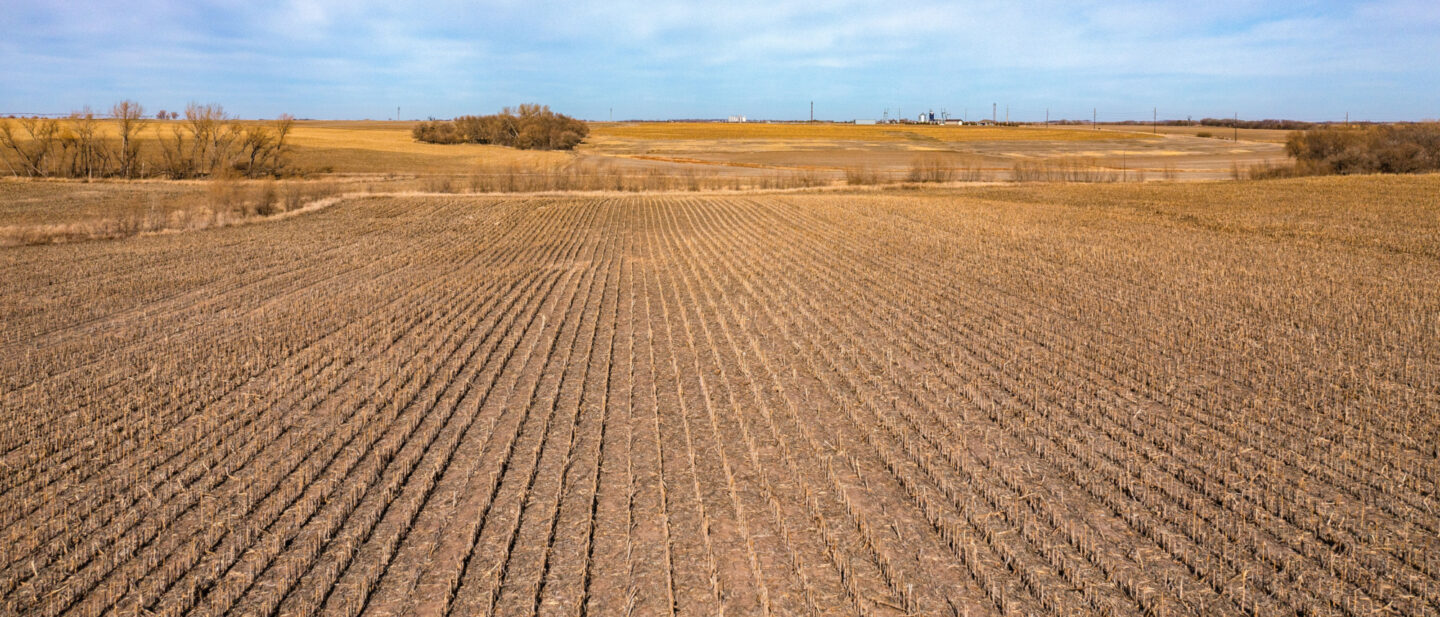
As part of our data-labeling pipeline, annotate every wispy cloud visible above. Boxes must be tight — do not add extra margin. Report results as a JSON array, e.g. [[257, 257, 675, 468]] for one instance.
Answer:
[[1, 0, 1436, 120]]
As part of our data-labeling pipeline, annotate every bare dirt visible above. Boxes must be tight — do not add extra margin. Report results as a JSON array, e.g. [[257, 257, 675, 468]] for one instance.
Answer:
[[2, 176, 1437, 617]]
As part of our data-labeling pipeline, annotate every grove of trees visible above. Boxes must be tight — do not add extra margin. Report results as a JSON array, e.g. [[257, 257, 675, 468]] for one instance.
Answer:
[[412, 104, 588, 150], [0, 101, 295, 179]]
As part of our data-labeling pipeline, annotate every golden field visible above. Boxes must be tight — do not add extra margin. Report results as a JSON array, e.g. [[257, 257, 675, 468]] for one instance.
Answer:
[[588, 121, 1159, 142], [3, 118, 1288, 185]]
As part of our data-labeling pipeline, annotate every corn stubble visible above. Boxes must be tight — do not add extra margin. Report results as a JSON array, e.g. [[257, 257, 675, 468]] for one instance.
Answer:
[[2, 176, 1438, 617]]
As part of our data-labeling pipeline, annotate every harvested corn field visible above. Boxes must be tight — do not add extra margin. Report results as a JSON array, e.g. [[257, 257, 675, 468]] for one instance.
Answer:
[[3, 177, 1439, 617]]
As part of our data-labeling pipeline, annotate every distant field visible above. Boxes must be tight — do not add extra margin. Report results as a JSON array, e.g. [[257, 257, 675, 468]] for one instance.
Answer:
[[1095, 124, 1296, 143], [286, 122, 573, 174], [2, 118, 1289, 182], [590, 121, 1158, 142], [3, 175, 1436, 617], [586, 122, 1282, 179]]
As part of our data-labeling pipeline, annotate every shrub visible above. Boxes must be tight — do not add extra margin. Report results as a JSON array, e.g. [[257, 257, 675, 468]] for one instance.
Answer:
[[1011, 158, 1117, 183], [423, 175, 455, 193], [1246, 161, 1306, 180], [255, 181, 280, 215], [1285, 123, 1440, 175], [844, 166, 884, 185], [412, 120, 462, 144], [907, 155, 955, 183], [207, 174, 246, 214]]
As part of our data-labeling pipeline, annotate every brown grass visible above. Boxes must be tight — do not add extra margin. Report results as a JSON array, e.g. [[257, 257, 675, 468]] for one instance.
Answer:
[[1010, 157, 1120, 182], [0, 178, 338, 245]]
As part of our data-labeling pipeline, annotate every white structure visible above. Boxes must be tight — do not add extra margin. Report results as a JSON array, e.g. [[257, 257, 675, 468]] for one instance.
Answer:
[[727, 115, 747, 123]]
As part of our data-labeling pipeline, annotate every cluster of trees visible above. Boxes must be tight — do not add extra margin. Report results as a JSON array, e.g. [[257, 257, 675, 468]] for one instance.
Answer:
[[1286, 123, 1440, 175], [0, 101, 295, 179], [154, 103, 295, 178], [412, 104, 588, 150]]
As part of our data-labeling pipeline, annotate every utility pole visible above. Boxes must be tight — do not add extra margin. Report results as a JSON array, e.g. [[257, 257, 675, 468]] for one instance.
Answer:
[[1006, 105, 1009, 124], [1234, 112, 1238, 141], [1153, 108, 1157, 134], [992, 103, 996, 123], [1046, 108, 1049, 126], [1093, 108, 1097, 129], [810, 101, 814, 122], [397, 106, 400, 121], [1345, 111, 1349, 127], [609, 107, 613, 122]]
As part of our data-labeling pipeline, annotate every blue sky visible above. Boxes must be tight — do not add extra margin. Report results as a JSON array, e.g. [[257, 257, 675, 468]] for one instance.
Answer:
[[1, 1, 1437, 121]]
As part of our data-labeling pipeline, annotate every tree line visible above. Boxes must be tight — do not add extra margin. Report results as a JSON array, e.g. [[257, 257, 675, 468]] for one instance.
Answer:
[[0, 101, 295, 179], [412, 104, 588, 150], [1198, 118, 1316, 130]]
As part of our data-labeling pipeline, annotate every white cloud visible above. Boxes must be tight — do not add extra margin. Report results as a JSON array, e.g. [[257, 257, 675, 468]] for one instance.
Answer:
[[1, 0, 1436, 119]]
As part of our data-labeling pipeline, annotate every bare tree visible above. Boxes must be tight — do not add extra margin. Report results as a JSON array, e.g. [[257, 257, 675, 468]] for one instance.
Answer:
[[64, 106, 110, 179], [158, 102, 237, 177], [237, 113, 294, 177], [112, 100, 147, 177], [0, 117, 63, 177], [185, 102, 231, 174], [157, 122, 191, 177]]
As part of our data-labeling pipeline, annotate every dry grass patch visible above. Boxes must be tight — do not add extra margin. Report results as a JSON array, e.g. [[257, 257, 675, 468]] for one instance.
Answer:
[[0, 178, 339, 245]]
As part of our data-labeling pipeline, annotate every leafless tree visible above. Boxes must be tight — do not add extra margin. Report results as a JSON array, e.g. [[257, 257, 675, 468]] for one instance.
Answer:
[[64, 106, 110, 179], [186, 102, 235, 174], [157, 102, 235, 177], [0, 117, 63, 177], [238, 114, 295, 177], [157, 122, 191, 177], [111, 100, 147, 177]]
